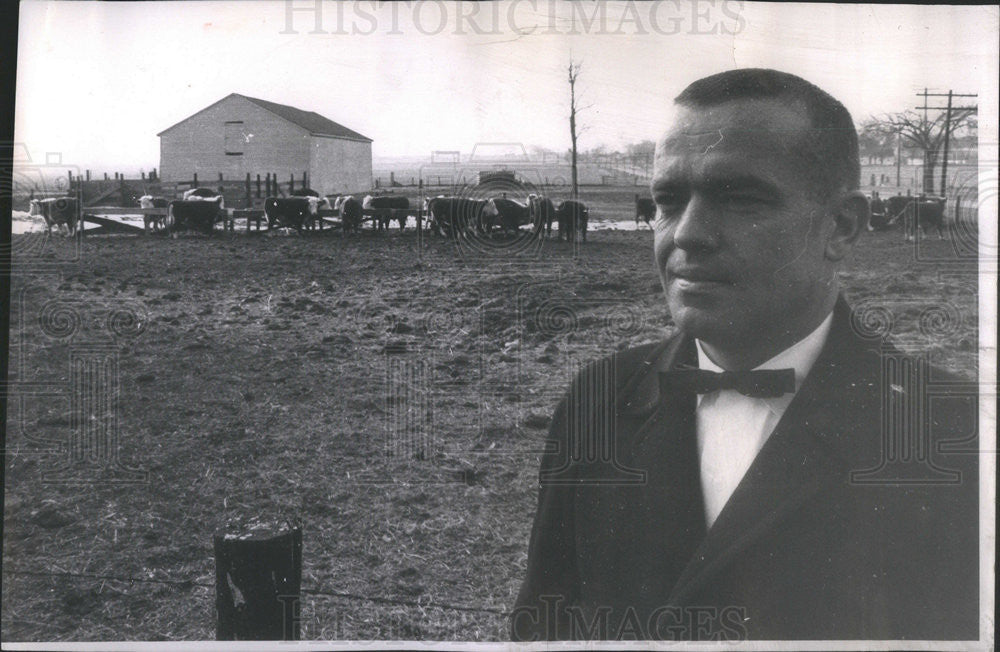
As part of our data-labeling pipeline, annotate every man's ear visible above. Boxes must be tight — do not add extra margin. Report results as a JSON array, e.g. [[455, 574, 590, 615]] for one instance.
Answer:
[[825, 190, 868, 261]]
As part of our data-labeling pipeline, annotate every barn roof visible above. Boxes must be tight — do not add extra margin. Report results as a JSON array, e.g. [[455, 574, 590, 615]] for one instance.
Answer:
[[157, 93, 372, 142]]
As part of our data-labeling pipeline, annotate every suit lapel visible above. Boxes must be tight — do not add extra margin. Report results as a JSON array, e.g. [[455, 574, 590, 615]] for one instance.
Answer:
[[666, 299, 862, 605], [613, 335, 708, 596]]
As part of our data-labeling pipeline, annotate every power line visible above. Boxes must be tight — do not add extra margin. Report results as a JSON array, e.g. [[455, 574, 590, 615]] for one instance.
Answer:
[[914, 89, 978, 194]]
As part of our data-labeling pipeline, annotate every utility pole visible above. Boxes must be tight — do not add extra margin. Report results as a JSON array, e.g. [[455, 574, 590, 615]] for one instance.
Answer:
[[914, 89, 977, 195], [895, 129, 902, 187], [940, 91, 953, 195]]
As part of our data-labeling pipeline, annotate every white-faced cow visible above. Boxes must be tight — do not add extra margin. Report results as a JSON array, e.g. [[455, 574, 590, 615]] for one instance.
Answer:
[[423, 196, 493, 237], [484, 197, 530, 236], [363, 195, 410, 231], [556, 200, 589, 243], [29, 197, 79, 236], [264, 195, 331, 232], [138, 195, 169, 233], [165, 197, 223, 236]]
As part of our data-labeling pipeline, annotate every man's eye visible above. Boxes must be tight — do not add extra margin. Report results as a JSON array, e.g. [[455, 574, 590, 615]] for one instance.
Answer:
[[655, 194, 687, 210]]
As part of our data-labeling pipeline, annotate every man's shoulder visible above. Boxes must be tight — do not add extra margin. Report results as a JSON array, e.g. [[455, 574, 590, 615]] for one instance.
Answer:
[[573, 335, 676, 389]]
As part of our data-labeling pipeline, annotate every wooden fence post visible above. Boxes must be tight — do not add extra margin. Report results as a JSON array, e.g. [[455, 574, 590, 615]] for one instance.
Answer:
[[256, 174, 261, 199], [193, 173, 199, 188], [245, 173, 252, 209], [302, 171, 307, 190], [219, 172, 224, 184], [289, 173, 295, 194], [214, 520, 302, 641]]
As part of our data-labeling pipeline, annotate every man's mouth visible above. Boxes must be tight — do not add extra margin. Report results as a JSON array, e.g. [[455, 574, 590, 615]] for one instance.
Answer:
[[668, 267, 732, 284]]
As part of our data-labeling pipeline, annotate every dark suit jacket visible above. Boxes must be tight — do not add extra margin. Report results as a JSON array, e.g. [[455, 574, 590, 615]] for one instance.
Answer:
[[512, 297, 979, 641]]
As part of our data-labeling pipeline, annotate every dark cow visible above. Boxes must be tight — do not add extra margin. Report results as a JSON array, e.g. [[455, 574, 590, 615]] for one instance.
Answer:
[[636, 196, 656, 227], [556, 199, 589, 243], [29, 197, 78, 236], [338, 196, 363, 235], [364, 195, 410, 231], [166, 198, 223, 236], [139, 195, 169, 233], [264, 196, 330, 232], [485, 197, 530, 236], [884, 194, 912, 228], [868, 192, 888, 231], [904, 195, 947, 241], [528, 194, 556, 238], [423, 196, 492, 237]]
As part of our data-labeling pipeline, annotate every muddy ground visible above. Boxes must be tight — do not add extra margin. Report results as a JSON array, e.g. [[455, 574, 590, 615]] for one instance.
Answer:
[[2, 223, 979, 641]]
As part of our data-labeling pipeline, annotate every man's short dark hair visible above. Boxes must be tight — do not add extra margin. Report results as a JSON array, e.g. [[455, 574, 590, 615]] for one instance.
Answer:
[[675, 68, 860, 198]]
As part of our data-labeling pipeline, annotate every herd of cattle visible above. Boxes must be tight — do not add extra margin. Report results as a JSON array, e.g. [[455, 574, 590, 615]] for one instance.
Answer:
[[27, 189, 949, 242], [634, 192, 950, 241], [27, 188, 592, 241]]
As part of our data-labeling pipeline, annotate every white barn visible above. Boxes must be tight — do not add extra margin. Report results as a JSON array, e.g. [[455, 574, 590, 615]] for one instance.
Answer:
[[157, 93, 373, 194]]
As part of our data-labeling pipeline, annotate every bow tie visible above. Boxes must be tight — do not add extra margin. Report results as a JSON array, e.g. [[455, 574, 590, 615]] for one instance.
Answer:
[[659, 366, 796, 398]]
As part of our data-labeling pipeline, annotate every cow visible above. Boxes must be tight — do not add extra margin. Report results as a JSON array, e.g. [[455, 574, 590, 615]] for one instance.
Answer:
[[339, 196, 363, 235], [138, 195, 169, 233], [165, 197, 223, 236], [183, 187, 225, 206], [868, 192, 889, 231], [904, 195, 947, 241], [528, 194, 557, 238], [884, 194, 912, 229], [484, 197, 530, 236], [29, 197, 78, 236], [635, 196, 656, 227], [264, 196, 331, 232], [556, 199, 589, 243], [363, 195, 409, 231], [423, 196, 492, 237]]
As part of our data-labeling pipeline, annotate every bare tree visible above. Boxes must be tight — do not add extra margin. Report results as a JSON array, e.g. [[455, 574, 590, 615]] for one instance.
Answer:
[[568, 60, 581, 199], [865, 109, 976, 194]]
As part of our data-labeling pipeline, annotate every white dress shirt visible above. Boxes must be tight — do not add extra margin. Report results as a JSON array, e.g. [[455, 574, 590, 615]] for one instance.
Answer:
[[695, 312, 834, 529]]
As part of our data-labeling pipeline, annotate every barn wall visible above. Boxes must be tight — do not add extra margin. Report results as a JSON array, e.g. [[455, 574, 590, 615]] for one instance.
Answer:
[[309, 137, 373, 195], [158, 96, 311, 186]]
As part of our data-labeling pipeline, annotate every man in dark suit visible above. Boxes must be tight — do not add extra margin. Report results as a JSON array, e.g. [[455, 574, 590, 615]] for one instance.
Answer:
[[512, 69, 979, 641]]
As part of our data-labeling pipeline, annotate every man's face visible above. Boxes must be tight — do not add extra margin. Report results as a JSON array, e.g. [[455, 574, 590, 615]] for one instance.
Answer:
[[652, 98, 840, 351]]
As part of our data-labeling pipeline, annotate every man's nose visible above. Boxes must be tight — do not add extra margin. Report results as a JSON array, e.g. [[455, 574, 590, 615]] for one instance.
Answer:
[[671, 195, 719, 252]]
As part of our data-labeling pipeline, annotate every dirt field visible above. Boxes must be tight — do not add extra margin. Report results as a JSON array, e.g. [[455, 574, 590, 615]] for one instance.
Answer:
[[2, 223, 979, 641]]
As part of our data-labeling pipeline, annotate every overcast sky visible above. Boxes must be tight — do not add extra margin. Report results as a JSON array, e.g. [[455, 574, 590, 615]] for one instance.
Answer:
[[14, 1, 999, 174]]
